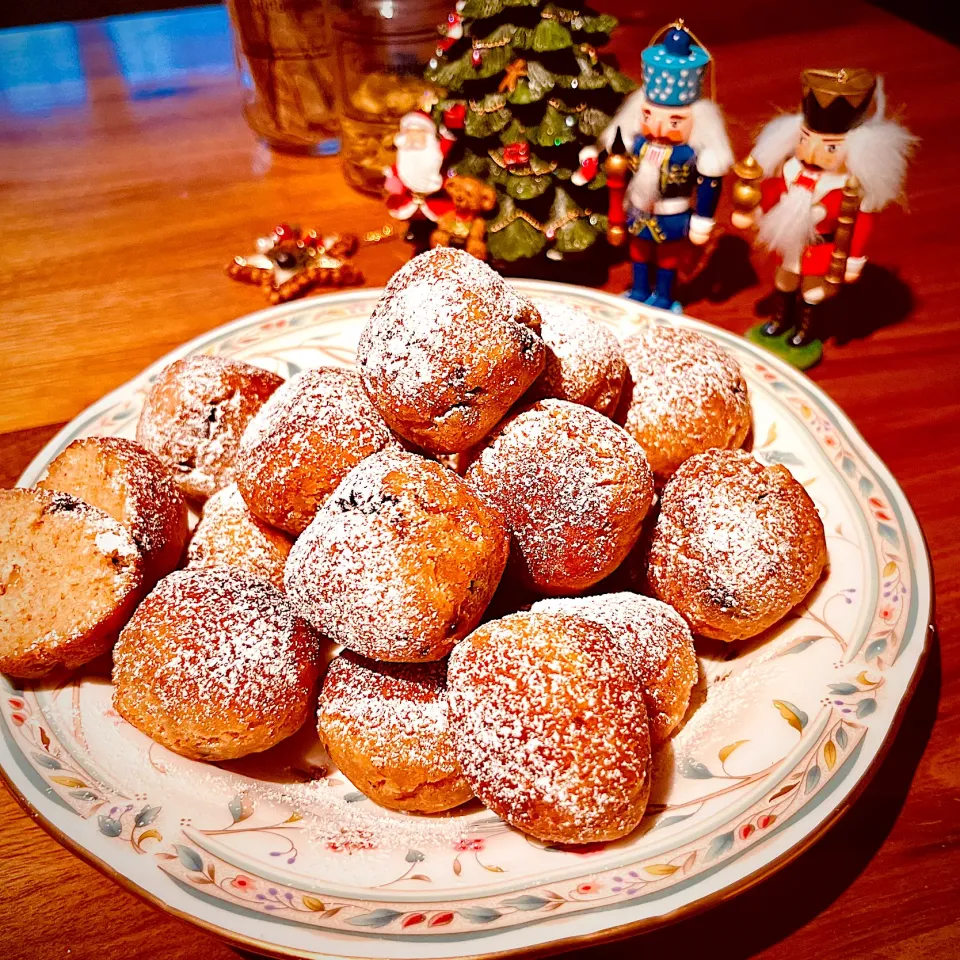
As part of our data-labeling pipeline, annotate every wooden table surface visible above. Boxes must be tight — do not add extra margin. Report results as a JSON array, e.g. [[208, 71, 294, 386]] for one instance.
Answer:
[[1, 3, 958, 958]]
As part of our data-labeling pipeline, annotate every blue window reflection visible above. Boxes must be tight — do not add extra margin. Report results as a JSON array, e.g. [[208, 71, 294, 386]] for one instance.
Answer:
[[105, 6, 234, 96], [0, 24, 87, 115]]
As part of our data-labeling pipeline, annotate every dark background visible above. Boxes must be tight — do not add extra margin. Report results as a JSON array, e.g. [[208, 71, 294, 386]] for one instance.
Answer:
[[1, 0, 956, 46]]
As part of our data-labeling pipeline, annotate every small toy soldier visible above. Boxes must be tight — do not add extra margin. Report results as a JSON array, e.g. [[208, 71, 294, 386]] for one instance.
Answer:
[[732, 68, 914, 361], [598, 22, 733, 309]]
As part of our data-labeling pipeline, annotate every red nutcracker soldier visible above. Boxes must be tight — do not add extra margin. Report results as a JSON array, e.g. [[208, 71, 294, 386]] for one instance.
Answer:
[[733, 68, 914, 364], [383, 111, 457, 251], [598, 22, 733, 310]]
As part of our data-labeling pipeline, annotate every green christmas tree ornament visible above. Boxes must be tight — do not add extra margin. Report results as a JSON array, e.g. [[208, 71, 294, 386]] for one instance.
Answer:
[[424, 0, 634, 265]]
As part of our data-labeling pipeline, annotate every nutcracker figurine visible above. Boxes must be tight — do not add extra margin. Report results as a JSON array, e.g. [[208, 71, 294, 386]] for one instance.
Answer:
[[601, 22, 733, 309], [732, 68, 914, 364]]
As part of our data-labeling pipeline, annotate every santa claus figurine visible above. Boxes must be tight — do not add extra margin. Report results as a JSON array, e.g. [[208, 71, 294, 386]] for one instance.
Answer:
[[383, 111, 455, 251], [595, 22, 733, 310], [733, 68, 914, 357]]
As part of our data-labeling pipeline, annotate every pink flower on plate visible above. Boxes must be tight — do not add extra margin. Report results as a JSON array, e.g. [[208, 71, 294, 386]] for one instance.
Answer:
[[231, 875, 253, 890], [454, 838, 485, 852], [576, 881, 603, 895]]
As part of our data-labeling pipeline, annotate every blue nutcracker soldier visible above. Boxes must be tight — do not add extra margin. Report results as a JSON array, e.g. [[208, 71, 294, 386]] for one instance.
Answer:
[[600, 22, 734, 309]]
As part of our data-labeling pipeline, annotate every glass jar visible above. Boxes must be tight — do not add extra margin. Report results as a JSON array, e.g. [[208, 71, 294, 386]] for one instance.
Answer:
[[331, 0, 447, 194], [228, 0, 340, 154]]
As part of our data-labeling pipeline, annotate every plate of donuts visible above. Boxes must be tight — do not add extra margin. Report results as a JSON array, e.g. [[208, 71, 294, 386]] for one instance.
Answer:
[[0, 250, 932, 959]]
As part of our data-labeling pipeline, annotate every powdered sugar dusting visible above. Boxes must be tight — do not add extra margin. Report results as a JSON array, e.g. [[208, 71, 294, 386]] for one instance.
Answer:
[[182, 763, 477, 851], [528, 299, 627, 416], [43, 436, 187, 563], [448, 612, 650, 842], [532, 592, 697, 742], [236, 367, 400, 534], [187, 483, 291, 591], [357, 248, 543, 449], [615, 325, 751, 481], [136, 356, 282, 500], [0, 490, 143, 666], [94, 529, 137, 558], [465, 399, 653, 592], [359, 248, 539, 402], [114, 567, 315, 721], [49, 493, 143, 574], [318, 654, 458, 773], [286, 449, 507, 661], [647, 448, 826, 639], [286, 455, 415, 657], [96, 438, 184, 557], [240, 367, 394, 459], [665, 656, 771, 766]]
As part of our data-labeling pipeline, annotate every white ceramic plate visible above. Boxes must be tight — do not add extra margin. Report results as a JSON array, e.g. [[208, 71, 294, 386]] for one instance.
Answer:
[[0, 284, 932, 959]]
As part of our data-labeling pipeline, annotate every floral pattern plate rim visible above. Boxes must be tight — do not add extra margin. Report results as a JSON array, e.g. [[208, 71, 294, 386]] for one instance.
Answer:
[[0, 283, 933, 960]]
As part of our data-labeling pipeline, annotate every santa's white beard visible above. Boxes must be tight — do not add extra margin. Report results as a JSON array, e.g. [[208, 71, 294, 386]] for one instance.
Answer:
[[626, 158, 660, 213], [757, 186, 819, 267], [397, 140, 444, 195]]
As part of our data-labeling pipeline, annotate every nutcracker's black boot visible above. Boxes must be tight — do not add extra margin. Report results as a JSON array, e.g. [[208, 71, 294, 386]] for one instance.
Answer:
[[762, 289, 798, 337], [788, 300, 820, 347]]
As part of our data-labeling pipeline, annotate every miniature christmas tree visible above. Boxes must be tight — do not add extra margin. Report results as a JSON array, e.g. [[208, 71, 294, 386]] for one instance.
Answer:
[[425, 0, 634, 264]]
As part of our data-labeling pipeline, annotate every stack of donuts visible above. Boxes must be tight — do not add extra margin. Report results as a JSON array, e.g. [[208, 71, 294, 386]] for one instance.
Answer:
[[0, 248, 827, 845]]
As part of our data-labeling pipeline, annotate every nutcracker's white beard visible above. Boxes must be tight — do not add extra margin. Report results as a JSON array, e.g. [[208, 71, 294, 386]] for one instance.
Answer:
[[757, 186, 818, 267], [626, 158, 661, 213], [396, 138, 444, 195]]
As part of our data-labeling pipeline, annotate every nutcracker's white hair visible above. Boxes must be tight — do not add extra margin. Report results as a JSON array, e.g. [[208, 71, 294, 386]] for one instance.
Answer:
[[600, 87, 646, 150], [689, 98, 734, 176], [599, 89, 733, 176], [846, 80, 917, 212], [751, 113, 804, 176]]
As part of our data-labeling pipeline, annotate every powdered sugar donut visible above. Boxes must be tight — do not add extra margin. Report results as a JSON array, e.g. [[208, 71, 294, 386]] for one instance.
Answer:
[[646, 449, 827, 642], [532, 593, 697, 744], [0, 488, 144, 679], [286, 449, 509, 662], [136, 356, 283, 501], [465, 400, 654, 594], [38, 436, 188, 590], [113, 567, 320, 761], [317, 652, 472, 813], [357, 248, 545, 454], [615, 325, 751, 483], [187, 483, 292, 591], [235, 367, 400, 535], [527, 300, 626, 416], [448, 612, 652, 844]]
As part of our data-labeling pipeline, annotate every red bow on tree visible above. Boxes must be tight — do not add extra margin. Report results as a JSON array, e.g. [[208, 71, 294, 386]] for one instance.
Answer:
[[503, 141, 530, 166], [443, 103, 467, 130]]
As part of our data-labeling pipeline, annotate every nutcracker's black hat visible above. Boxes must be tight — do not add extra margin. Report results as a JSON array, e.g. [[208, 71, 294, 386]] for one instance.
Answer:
[[801, 68, 876, 134]]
